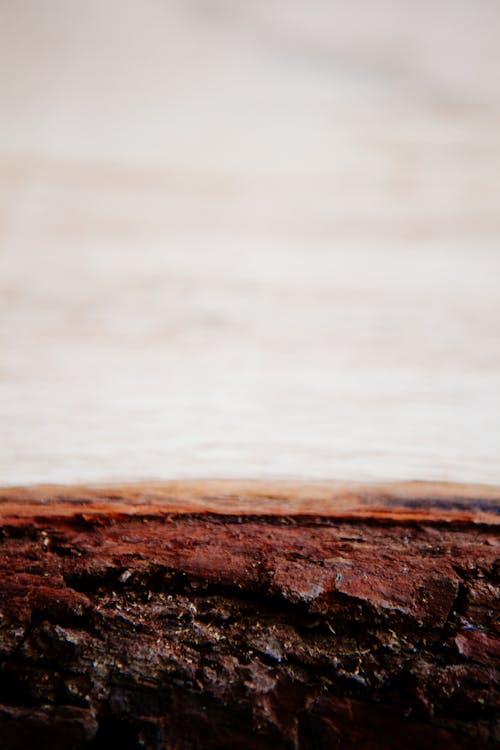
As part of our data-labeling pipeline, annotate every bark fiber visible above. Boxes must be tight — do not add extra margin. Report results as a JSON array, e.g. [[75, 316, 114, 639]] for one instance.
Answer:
[[0, 483, 498, 749]]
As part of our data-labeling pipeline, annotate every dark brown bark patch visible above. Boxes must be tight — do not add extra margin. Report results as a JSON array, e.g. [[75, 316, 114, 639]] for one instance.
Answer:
[[0, 484, 498, 748]]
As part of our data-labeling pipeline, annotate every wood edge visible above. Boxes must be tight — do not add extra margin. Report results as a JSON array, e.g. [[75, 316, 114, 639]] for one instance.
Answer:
[[0, 479, 499, 525]]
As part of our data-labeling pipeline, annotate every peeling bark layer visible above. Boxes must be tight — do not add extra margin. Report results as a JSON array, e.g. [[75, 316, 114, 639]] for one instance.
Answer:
[[0, 482, 498, 749]]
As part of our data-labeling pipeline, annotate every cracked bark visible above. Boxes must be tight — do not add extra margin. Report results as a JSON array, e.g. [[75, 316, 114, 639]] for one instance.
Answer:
[[0, 481, 499, 749]]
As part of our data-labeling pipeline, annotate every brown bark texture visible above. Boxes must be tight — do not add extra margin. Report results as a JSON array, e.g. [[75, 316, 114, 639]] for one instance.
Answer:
[[0, 481, 498, 749]]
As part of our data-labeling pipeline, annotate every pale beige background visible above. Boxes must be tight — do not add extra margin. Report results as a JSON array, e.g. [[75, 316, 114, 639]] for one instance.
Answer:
[[0, 1, 499, 485]]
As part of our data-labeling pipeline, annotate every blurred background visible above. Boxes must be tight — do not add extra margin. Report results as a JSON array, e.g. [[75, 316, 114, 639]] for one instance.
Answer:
[[0, 0, 499, 485]]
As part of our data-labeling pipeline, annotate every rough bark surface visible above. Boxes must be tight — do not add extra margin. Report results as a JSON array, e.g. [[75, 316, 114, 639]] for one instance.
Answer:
[[0, 482, 498, 749]]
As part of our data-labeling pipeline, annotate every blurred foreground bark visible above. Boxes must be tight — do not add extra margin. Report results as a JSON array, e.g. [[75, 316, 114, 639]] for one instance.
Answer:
[[0, 482, 498, 749]]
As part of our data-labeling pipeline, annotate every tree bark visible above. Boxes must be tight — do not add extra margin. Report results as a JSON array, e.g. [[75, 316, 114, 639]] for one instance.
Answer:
[[0, 481, 498, 749]]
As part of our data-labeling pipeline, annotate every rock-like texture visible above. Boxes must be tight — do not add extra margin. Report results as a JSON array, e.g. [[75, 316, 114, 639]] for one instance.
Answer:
[[0, 482, 498, 748]]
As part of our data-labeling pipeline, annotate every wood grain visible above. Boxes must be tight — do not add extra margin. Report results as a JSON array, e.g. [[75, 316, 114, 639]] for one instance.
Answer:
[[0, 1, 499, 486], [1, 479, 499, 524]]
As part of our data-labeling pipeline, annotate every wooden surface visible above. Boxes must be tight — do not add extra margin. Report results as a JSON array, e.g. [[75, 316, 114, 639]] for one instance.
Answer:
[[1, 482, 498, 749], [1, 479, 500, 525], [1, 1, 500, 486]]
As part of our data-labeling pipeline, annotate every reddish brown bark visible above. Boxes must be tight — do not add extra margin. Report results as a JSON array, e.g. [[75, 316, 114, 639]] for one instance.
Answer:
[[0, 482, 498, 749]]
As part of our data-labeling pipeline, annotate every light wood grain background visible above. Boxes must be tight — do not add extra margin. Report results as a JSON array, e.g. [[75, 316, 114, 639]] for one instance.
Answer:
[[0, 0, 499, 486]]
